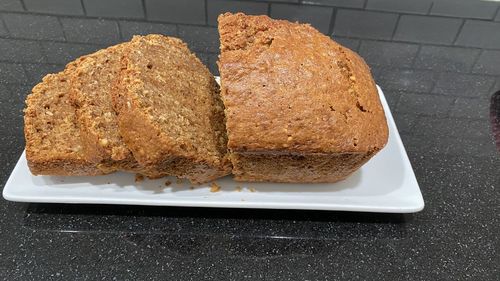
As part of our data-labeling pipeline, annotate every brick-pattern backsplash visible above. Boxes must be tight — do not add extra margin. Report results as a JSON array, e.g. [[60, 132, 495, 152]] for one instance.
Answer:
[[0, 0, 496, 154]]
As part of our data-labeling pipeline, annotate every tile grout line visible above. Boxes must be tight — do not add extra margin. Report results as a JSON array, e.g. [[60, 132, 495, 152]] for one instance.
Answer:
[[390, 14, 401, 40], [327, 8, 336, 35], [80, 0, 87, 16], [204, 0, 208, 26], [55, 16, 68, 42], [469, 48, 484, 74], [494, 6, 500, 21], [141, 0, 148, 20], [451, 19, 466, 45], [409, 44, 422, 68], [19, 0, 27, 11], [426, 1, 434, 15], [445, 98, 459, 118], [0, 13, 10, 37]]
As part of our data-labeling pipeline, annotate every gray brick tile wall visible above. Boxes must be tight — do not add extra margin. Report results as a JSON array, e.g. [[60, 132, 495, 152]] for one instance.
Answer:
[[413, 46, 480, 73], [270, 3, 333, 34], [178, 25, 219, 53], [358, 40, 419, 68], [333, 10, 398, 40], [0, 0, 23, 11], [430, 0, 498, 20], [207, 0, 268, 26], [301, 0, 365, 8], [455, 20, 500, 49], [332, 36, 360, 51], [3, 13, 64, 41], [449, 98, 490, 120], [40, 41, 103, 64], [60, 18, 120, 45], [119, 21, 177, 40], [376, 69, 437, 92], [145, 0, 205, 24], [393, 15, 462, 45], [432, 72, 496, 97], [0, 62, 27, 84], [0, 38, 44, 63], [23, 0, 84, 16], [83, 0, 144, 19], [366, 0, 432, 15], [22, 63, 65, 85], [396, 93, 455, 117], [472, 50, 500, 76]]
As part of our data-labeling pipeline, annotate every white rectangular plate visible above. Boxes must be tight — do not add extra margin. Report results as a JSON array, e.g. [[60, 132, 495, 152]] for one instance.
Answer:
[[3, 86, 424, 213]]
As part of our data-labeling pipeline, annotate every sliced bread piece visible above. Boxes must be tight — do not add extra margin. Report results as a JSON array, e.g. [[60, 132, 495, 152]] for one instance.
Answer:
[[113, 34, 231, 183], [69, 43, 142, 174], [24, 64, 103, 176]]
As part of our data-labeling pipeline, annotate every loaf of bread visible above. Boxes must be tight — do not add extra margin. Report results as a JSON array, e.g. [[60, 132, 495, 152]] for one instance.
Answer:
[[24, 64, 104, 176], [217, 13, 388, 182], [112, 35, 231, 183]]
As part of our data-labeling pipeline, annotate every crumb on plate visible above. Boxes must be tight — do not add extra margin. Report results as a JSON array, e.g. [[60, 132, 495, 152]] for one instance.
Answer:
[[164, 180, 172, 186], [210, 182, 221, 192], [135, 174, 144, 182]]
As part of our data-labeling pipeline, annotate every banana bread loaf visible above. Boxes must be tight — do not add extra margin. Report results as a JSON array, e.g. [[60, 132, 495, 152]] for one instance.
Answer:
[[113, 35, 231, 183], [24, 64, 103, 176], [217, 13, 388, 182]]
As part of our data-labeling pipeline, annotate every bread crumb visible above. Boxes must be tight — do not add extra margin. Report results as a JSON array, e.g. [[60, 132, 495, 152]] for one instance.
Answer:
[[235, 186, 242, 192], [189, 186, 194, 190], [210, 182, 221, 192], [164, 180, 171, 186], [135, 174, 144, 182], [249, 187, 256, 192]]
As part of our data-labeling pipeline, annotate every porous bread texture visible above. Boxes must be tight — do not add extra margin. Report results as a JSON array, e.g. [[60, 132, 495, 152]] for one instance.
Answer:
[[218, 13, 389, 182], [113, 34, 231, 184], [69, 43, 144, 174], [24, 64, 103, 176]]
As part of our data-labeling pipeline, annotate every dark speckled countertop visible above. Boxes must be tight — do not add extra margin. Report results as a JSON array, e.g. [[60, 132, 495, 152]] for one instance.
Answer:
[[0, 0, 499, 280]]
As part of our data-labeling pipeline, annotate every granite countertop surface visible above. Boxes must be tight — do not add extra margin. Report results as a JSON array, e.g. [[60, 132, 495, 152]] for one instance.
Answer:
[[0, 0, 498, 280]]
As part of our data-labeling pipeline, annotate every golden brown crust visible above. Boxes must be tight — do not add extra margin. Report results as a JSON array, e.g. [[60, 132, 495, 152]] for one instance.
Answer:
[[218, 13, 388, 154], [113, 34, 231, 183], [24, 66, 103, 176], [218, 13, 388, 182]]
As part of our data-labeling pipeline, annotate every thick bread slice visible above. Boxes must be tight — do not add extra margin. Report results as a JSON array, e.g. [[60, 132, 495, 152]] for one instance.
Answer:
[[69, 43, 142, 174], [24, 64, 103, 176], [113, 34, 231, 183]]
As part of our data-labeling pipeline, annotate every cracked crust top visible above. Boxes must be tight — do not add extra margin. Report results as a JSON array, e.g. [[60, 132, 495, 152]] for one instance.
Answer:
[[218, 13, 388, 154]]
